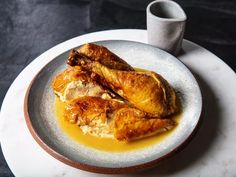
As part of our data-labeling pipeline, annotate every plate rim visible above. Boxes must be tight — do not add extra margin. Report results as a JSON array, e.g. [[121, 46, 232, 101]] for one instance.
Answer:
[[24, 39, 203, 174]]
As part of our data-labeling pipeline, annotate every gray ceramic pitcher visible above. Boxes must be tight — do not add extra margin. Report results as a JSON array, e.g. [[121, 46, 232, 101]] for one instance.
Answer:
[[146, 0, 187, 56]]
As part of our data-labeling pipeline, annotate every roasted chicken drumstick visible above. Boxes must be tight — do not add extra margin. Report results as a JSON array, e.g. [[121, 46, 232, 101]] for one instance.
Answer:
[[67, 53, 178, 117]]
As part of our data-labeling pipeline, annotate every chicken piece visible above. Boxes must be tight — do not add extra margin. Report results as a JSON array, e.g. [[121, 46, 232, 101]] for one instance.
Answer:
[[64, 97, 175, 141], [51, 66, 115, 102], [67, 43, 134, 71], [64, 96, 128, 138], [67, 56, 178, 117], [114, 108, 176, 141]]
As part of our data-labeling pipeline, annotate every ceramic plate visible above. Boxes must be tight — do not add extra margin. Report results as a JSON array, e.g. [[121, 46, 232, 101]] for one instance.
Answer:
[[24, 40, 202, 174]]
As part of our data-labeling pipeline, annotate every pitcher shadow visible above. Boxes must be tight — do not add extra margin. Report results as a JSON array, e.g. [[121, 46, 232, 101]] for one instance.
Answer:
[[178, 40, 200, 58]]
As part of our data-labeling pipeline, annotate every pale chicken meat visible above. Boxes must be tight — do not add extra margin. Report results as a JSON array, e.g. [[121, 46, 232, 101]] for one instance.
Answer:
[[51, 66, 115, 102]]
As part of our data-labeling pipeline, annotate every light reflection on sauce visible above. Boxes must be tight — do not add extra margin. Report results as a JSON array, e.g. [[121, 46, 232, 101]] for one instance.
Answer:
[[54, 98, 181, 152]]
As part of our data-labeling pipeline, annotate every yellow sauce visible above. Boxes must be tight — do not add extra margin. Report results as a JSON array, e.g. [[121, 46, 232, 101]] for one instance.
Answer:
[[134, 67, 148, 72], [54, 97, 181, 152]]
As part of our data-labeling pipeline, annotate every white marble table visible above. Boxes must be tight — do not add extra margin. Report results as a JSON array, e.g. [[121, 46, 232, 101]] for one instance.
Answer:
[[0, 29, 236, 177]]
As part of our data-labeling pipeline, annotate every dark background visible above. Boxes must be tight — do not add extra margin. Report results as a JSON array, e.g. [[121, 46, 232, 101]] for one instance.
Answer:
[[0, 0, 235, 176]]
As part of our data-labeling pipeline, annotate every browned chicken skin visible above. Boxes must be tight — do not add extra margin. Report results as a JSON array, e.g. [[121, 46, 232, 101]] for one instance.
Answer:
[[114, 108, 176, 141], [64, 96, 129, 137], [52, 66, 89, 94], [65, 96, 128, 124]]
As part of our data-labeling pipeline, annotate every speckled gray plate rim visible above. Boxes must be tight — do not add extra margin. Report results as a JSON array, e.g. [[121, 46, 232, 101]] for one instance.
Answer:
[[24, 40, 202, 173]]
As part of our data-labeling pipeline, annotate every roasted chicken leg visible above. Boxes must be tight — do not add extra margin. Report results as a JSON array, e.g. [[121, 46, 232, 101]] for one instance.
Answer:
[[67, 56, 178, 117]]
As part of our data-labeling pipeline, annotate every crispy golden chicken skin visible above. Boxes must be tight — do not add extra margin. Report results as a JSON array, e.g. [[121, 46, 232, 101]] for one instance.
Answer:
[[114, 108, 176, 141], [65, 96, 127, 124], [64, 96, 129, 137], [67, 43, 134, 71], [67, 55, 178, 117], [52, 66, 88, 94]]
